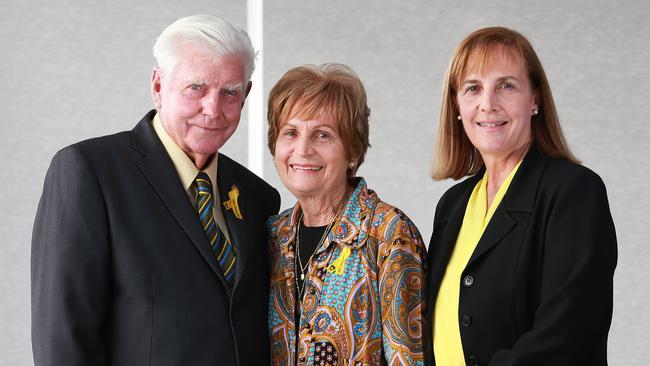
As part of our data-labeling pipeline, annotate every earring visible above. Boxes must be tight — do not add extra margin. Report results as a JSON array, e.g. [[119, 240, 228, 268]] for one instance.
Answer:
[[348, 161, 356, 170], [457, 115, 462, 121], [532, 109, 539, 115], [273, 159, 277, 166]]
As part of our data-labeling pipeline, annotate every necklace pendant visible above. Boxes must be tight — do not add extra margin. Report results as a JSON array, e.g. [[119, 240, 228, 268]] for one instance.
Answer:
[[300, 273, 305, 280]]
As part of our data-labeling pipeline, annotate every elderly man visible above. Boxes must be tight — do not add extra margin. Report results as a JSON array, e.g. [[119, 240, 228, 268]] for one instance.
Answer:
[[31, 15, 279, 365]]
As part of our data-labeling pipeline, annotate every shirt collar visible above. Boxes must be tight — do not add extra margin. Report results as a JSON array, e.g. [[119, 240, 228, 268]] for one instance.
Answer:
[[152, 112, 218, 191], [287, 177, 379, 251]]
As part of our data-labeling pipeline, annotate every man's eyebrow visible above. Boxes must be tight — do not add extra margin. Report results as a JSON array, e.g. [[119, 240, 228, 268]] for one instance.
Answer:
[[223, 82, 243, 91], [181, 78, 207, 86], [179, 80, 244, 92]]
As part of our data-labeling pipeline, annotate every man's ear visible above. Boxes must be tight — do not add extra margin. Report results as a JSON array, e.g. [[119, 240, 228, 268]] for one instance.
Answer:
[[241, 81, 253, 107], [151, 67, 163, 110]]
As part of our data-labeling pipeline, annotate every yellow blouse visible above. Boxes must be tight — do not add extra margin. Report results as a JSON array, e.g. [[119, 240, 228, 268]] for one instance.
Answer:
[[433, 160, 522, 365]]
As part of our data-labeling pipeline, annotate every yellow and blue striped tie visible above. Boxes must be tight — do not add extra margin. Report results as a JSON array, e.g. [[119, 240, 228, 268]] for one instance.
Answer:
[[192, 172, 236, 287]]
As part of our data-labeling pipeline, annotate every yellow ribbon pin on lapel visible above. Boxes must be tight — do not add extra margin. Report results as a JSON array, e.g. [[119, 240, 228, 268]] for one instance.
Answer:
[[223, 185, 243, 219], [326, 246, 352, 275]]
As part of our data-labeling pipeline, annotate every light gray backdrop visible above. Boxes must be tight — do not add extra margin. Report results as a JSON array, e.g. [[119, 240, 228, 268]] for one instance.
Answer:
[[2, 0, 648, 364]]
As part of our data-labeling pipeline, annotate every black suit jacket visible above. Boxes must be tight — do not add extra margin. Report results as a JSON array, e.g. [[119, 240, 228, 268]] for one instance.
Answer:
[[425, 147, 617, 366], [32, 110, 280, 365]]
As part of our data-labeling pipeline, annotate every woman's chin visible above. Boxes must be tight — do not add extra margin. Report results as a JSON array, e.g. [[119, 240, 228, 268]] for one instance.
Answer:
[[285, 183, 323, 199]]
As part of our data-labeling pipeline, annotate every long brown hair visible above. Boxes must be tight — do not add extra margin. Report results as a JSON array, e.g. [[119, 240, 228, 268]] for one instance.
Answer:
[[432, 27, 578, 180]]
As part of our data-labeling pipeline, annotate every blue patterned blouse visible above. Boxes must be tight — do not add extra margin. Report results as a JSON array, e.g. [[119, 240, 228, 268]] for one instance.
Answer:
[[268, 178, 427, 365]]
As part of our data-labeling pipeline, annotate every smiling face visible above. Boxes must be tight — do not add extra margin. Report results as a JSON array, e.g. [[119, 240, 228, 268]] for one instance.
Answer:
[[456, 47, 538, 163], [151, 44, 250, 168], [273, 115, 349, 201]]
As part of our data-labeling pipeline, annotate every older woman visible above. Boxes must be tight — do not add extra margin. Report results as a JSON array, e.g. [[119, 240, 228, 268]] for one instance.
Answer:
[[267, 63, 427, 365], [426, 27, 617, 366]]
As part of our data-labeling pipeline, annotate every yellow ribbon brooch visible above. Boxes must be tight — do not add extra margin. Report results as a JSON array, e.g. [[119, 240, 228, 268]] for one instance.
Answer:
[[326, 246, 352, 275], [223, 185, 243, 219]]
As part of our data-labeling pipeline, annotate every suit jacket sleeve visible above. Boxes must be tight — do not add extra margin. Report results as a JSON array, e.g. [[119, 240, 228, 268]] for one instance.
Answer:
[[490, 168, 617, 365], [269, 187, 281, 221], [31, 146, 111, 366]]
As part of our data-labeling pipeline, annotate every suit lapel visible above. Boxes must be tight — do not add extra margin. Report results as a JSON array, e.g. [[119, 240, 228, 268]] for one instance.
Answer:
[[467, 208, 516, 264], [468, 147, 548, 265], [130, 112, 228, 285], [216, 154, 251, 290]]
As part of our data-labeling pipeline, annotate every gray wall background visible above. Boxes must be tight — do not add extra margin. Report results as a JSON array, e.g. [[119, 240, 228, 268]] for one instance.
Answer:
[[2, 0, 647, 364]]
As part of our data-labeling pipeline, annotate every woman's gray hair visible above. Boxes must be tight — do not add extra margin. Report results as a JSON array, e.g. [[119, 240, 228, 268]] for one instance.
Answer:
[[153, 14, 255, 83]]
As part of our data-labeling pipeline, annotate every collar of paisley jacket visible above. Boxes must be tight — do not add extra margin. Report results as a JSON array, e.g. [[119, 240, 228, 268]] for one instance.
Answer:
[[283, 177, 380, 253]]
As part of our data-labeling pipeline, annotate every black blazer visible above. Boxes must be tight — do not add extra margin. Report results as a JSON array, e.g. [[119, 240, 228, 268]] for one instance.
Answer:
[[31, 110, 280, 366], [425, 147, 617, 366]]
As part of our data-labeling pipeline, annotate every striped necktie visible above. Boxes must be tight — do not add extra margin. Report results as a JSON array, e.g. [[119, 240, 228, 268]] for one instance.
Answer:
[[192, 172, 237, 287]]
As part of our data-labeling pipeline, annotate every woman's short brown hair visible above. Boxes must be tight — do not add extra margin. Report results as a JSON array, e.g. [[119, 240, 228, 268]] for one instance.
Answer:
[[432, 26, 578, 180], [267, 63, 370, 177]]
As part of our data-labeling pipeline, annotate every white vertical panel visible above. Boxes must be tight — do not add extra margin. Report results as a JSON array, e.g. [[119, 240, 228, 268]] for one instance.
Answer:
[[246, 0, 264, 177]]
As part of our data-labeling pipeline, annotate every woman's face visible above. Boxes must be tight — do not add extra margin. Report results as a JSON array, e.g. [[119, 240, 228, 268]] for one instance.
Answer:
[[456, 49, 538, 162], [273, 115, 349, 200]]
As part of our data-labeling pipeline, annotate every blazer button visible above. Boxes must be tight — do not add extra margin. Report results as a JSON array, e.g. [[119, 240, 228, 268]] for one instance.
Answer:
[[468, 355, 479, 365], [463, 275, 474, 287], [461, 314, 472, 327], [299, 356, 306, 362]]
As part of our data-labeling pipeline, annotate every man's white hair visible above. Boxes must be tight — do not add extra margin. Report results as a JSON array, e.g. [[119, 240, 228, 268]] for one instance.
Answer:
[[153, 14, 255, 83]]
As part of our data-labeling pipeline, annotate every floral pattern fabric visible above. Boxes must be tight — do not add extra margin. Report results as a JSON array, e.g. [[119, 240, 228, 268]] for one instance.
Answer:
[[268, 179, 427, 365]]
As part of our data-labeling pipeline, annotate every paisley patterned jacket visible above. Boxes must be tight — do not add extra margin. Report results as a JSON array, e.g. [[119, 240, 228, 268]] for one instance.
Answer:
[[268, 178, 427, 365]]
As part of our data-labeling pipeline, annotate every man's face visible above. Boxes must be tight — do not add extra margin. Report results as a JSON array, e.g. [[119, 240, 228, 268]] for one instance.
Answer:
[[151, 45, 251, 167]]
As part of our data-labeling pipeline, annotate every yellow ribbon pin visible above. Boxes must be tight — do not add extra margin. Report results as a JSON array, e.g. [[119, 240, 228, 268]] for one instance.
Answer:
[[223, 185, 243, 219], [326, 246, 352, 275]]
